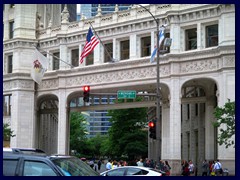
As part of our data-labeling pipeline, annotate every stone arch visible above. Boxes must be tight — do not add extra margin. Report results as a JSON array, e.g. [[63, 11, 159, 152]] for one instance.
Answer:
[[180, 77, 218, 175], [36, 94, 59, 155]]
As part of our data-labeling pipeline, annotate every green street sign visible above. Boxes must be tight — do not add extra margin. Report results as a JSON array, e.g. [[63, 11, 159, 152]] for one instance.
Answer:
[[117, 90, 136, 99]]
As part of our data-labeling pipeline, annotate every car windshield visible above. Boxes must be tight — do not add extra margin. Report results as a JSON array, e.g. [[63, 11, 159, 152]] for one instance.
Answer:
[[51, 156, 99, 176]]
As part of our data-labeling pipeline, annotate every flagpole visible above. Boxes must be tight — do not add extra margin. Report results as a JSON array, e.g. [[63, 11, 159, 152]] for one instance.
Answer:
[[32, 44, 75, 68], [88, 22, 116, 62]]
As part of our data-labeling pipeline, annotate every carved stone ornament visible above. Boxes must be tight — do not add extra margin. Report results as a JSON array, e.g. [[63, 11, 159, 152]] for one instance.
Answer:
[[61, 5, 70, 23]]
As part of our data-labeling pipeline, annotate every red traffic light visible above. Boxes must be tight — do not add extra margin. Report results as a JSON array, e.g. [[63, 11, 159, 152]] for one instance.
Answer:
[[148, 121, 155, 128], [83, 86, 90, 92]]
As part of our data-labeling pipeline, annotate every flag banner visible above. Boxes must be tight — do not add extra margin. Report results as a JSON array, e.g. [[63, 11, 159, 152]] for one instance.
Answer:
[[150, 47, 157, 63], [80, 27, 99, 64], [150, 27, 165, 63], [31, 48, 49, 84]]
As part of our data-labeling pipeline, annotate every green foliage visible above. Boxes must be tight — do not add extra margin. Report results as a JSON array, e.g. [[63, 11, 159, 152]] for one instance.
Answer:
[[69, 112, 88, 155], [3, 123, 15, 141], [107, 106, 148, 160], [212, 99, 235, 148]]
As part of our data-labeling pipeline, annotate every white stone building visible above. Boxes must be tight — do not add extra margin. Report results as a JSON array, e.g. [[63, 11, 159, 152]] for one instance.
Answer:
[[3, 4, 235, 175]]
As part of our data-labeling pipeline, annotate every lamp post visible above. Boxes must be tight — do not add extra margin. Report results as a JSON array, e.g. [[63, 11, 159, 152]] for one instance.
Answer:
[[137, 4, 161, 160]]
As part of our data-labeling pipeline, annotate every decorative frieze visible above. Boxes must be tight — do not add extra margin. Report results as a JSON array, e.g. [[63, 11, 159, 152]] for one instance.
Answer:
[[38, 79, 59, 90], [180, 59, 218, 73], [223, 56, 235, 67], [3, 80, 34, 92]]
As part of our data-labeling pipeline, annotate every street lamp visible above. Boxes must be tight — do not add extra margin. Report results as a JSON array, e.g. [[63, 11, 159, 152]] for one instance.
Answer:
[[136, 4, 171, 160]]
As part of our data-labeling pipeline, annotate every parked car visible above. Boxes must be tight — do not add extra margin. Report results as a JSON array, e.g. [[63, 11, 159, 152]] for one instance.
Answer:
[[3, 148, 99, 176], [100, 166, 165, 176]]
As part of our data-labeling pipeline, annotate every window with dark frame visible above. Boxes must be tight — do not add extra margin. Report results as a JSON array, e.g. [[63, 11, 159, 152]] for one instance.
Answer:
[[8, 55, 13, 73], [53, 52, 60, 70], [141, 36, 151, 57], [71, 49, 79, 67], [86, 52, 94, 66], [120, 40, 129, 60], [3, 95, 12, 116], [185, 28, 197, 51], [9, 21, 14, 39], [206, 24, 218, 47], [104, 43, 113, 63]]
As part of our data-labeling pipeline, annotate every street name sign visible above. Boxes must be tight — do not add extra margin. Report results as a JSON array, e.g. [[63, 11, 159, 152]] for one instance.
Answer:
[[117, 90, 136, 99]]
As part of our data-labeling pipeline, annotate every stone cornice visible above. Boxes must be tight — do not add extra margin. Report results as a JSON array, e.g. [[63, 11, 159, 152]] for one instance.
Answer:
[[33, 46, 234, 91], [3, 45, 234, 93], [35, 4, 231, 45]]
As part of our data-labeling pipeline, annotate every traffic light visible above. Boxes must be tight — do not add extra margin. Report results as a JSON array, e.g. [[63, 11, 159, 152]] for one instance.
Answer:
[[148, 120, 156, 139], [83, 86, 90, 102]]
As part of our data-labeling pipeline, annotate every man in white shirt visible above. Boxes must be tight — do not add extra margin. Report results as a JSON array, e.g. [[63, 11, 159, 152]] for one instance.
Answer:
[[137, 158, 144, 167], [106, 159, 112, 170], [213, 159, 222, 176]]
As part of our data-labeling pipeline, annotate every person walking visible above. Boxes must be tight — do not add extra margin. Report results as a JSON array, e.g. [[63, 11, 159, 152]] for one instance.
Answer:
[[106, 159, 112, 170], [201, 160, 209, 176], [182, 161, 190, 176], [137, 158, 144, 167], [164, 161, 171, 176], [188, 160, 195, 176], [213, 159, 222, 176], [97, 159, 102, 171]]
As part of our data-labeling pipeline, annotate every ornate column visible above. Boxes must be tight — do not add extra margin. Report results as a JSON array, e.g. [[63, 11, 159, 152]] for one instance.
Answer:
[[57, 89, 68, 155]]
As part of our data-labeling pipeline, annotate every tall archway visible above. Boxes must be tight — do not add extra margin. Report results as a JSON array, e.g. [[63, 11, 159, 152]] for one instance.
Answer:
[[181, 78, 218, 174], [37, 94, 59, 155]]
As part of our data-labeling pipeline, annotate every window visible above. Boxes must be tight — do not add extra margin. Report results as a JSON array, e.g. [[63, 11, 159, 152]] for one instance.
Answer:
[[185, 28, 197, 50], [86, 52, 93, 66], [126, 168, 145, 175], [7, 55, 13, 73], [3, 95, 12, 116], [9, 21, 14, 39], [141, 36, 151, 57], [104, 43, 113, 63], [53, 52, 60, 70], [106, 168, 126, 176], [195, 103, 198, 116], [23, 161, 57, 176], [120, 40, 129, 60], [71, 49, 79, 67], [206, 24, 218, 47], [187, 104, 190, 119]]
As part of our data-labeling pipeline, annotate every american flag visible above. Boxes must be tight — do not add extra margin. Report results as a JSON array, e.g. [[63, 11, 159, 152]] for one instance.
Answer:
[[80, 27, 99, 64]]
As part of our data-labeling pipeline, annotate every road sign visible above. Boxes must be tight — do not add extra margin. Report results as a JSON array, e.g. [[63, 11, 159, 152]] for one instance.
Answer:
[[117, 90, 136, 99]]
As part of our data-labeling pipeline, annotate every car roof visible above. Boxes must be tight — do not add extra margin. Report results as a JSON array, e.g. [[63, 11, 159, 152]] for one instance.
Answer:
[[3, 147, 46, 154]]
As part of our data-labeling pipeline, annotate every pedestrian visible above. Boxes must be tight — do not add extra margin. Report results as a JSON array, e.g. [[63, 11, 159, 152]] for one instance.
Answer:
[[106, 159, 112, 170], [137, 158, 144, 167], [213, 159, 222, 176], [156, 160, 165, 171], [182, 161, 190, 176], [202, 160, 209, 176], [164, 161, 171, 176], [210, 161, 216, 176], [188, 160, 195, 176], [97, 159, 102, 171]]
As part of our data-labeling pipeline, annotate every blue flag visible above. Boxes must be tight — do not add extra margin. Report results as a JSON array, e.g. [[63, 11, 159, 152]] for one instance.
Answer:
[[150, 28, 165, 63]]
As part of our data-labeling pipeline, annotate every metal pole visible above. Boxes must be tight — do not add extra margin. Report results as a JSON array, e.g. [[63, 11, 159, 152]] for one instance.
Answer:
[[136, 4, 161, 161], [156, 20, 161, 161]]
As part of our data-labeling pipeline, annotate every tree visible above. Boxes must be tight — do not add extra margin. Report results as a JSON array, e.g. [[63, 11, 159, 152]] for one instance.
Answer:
[[3, 123, 15, 141], [69, 112, 88, 155], [213, 99, 235, 148], [107, 102, 148, 160]]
